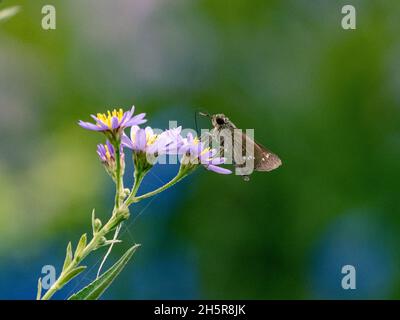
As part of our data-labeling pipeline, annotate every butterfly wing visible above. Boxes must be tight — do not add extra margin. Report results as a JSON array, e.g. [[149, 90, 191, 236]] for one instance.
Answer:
[[233, 131, 282, 173], [252, 139, 282, 172], [205, 126, 282, 175]]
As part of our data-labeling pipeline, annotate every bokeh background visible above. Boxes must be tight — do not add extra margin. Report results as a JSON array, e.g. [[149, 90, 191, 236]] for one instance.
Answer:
[[1, 0, 400, 299]]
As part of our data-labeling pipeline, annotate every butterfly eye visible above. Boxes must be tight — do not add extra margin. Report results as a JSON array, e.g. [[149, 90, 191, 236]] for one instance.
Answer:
[[216, 117, 225, 125]]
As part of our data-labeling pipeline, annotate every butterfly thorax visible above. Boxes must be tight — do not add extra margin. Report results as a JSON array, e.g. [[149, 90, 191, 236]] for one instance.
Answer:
[[211, 114, 237, 130]]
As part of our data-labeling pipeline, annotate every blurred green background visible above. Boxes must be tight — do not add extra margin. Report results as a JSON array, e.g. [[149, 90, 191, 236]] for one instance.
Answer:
[[1, 0, 400, 299]]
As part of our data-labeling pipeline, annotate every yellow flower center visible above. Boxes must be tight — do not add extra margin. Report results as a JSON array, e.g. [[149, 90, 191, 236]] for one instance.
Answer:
[[192, 137, 209, 158], [147, 132, 158, 145], [96, 108, 124, 128], [200, 147, 210, 156], [130, 130, 158, 148]]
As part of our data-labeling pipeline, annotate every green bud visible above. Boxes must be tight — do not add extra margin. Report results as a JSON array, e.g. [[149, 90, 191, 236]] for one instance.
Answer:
[[98, 236, 107, 246], [94, 218, 102, 232], [133, 151, 153, 176]]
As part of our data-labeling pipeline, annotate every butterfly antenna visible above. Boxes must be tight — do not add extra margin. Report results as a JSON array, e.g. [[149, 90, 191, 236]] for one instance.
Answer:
[[194, 109, 210, 136]]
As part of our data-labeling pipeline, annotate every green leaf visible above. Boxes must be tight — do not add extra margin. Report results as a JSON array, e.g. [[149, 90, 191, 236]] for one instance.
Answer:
[[62, 242, 73, 271], [68, 244, 140, 300], [74, 233, 87, 260], [58, 266, 87, 290], [36, 278, 42, 300]]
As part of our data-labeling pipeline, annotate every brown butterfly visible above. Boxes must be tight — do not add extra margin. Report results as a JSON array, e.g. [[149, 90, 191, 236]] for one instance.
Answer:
[[199, 112, 282, 180]]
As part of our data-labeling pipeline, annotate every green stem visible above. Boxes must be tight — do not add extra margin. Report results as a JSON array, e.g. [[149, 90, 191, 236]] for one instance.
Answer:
[[40, 160, 191, 299], [41, 210, 128, 300], [131, 171, 145, 197], [126, 169, 187, 205], [114, 141, 123, 209], [124, 169, 148, 205], [41, 150, 156, 299]]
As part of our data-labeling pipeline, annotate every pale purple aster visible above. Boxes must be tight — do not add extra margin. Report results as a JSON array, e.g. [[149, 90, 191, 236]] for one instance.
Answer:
[[122, 126, 180, 157], [179, 133, 231, 174], [158, 126, 184, 154], [78, 106, 146, 132]]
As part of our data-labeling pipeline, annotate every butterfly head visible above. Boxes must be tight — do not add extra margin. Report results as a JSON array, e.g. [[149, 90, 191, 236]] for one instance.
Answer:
[[211, 113, 229, 128]]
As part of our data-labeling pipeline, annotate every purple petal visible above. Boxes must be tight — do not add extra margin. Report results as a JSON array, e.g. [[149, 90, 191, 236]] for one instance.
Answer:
[[121, 134, 134, 149], [151, 135, 173, 155], [89, 115, 108, 130], [125, 113, 147, 127], [111, 116, 119, 129], [187, 145, 199, 157], [209, 149, 217, 158], [97, 144, 105, 156], [205, 165, 232, 174], [97, 144, 107, 161], [106, 140, 115, 155], [210, 157, 226, 165], [78, 121, 104, 131], [147, 141, 160, 155], [165, 141, 181, 154], [136, 129, 146, 151], [187, 132, 194, 143], [144, 126, 154, 136], [178, 144, 190, 155], [194, 144, 203, 156], [199, 152, 212, 163], [130, 125, 140, 141], [119, 111, 129, 126]]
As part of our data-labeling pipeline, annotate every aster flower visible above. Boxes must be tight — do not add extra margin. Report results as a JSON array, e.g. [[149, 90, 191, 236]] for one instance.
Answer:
[[97, 140, 125, 180], [122, 126, 183, 156], [179, 133, 231, 175], [157, 126, 184, 154], [78, 106, 146, 138], [122, 125, 179, 171]]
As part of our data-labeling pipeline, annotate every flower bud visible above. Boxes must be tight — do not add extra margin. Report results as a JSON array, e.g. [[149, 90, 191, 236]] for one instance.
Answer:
[[94, 218, 102, 232], [96, 140, 125, 181], [98, 236, 107, 246]]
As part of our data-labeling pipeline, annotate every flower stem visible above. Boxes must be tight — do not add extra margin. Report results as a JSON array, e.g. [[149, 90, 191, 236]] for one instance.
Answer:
[[124, 169, 148, 205], [127, 168, 188, 204], [95, 160, 148, 280], [114, 140, 123, 209], [40, 209, 128, 300]]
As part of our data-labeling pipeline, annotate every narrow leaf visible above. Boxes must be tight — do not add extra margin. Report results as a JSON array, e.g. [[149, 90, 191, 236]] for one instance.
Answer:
[[74, 233, 87, 260], [68, 244, 140, 300], [36, 278, 42, 300], [62, 242, 73, 271], [58, 266, 87, 290]]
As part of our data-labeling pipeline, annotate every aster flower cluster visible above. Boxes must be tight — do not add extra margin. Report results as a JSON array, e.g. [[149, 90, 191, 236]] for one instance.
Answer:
[[38, 105, 231, 300], [79, 105, 231, 180]]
